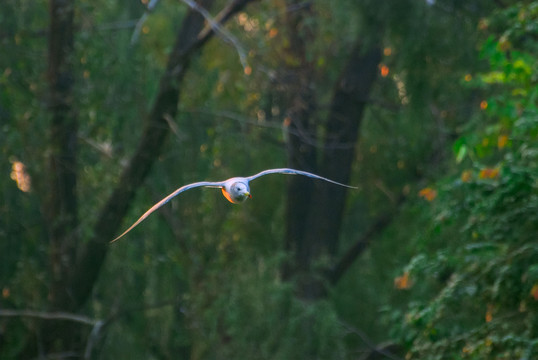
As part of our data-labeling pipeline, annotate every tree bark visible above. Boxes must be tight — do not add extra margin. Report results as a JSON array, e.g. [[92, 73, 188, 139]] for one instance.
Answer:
[[283, 36, 381, 298], [47, 0, 77, 310], [303, 42, 381, 267], [282, 0, 318, 280], [42, 0, 80, 353]]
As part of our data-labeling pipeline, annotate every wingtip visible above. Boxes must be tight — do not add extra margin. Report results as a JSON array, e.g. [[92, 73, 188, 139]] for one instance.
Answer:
[[110, 234, 124, 244]]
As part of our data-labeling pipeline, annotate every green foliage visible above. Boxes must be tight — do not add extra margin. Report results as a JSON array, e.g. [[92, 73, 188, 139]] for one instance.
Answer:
[[3, 0, 532, 359], [392, 2, 538, 359], [185, 252, 346, 360]]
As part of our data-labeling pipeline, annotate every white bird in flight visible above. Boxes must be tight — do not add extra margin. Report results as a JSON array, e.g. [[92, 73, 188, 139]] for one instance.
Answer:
[[111, 168, 356, 243]]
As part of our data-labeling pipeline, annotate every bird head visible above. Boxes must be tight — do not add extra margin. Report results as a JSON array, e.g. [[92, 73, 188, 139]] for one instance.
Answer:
[[222, 181, 251, 204]]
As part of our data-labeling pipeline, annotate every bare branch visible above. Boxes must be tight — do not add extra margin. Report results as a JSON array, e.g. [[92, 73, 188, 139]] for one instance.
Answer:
[[196, 0, 256, 44], [0, 309, 97, 326], [83, 320, 106, 360], [131, 0, 162, 44], [181, 0, 249, 70], [188, 108, 358, 149]]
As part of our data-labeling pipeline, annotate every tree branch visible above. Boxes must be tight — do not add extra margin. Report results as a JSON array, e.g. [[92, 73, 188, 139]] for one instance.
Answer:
[[131, 0, 161, 44], [0, 309, 97, 326], [0, 300, 179, 359], [181, 0, 249, 70], [329, 196, 405, 285], [340, 321, 403, 360]]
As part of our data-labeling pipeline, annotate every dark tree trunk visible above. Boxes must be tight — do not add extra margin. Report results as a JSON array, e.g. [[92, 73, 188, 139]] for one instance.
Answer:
[[282, 0, 318, 280], [283, 32, 381, 298], [47, 0, 76, 309], [301, 44, 381, 296], [43, 0, 80, 353]]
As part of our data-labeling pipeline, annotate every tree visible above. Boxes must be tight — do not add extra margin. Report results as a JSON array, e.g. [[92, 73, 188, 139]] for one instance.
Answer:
[[274, 0, 381, 298], [391, 2, 538, 358]]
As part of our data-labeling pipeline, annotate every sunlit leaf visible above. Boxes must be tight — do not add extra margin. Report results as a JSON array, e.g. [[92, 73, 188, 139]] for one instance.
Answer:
[[530, 284, 538, 301], [394, 271, 412, 290], [479, 167, 500, 179], [461, 170, 472, 182], [497, 134, 508, 149], [418, 187, 437, 201]]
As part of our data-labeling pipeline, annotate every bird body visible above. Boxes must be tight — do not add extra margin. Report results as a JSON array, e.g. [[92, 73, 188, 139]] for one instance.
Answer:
[[221, 178, 251, 203], [111, 168, 356, 243]]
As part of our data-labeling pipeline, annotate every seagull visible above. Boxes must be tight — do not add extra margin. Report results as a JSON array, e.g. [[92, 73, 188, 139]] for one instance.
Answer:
[[111, 168, 357, 243]]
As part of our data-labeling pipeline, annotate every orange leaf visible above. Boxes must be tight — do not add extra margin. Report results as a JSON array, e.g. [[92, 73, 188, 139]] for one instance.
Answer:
[[380, 64, 389, 77], [418, 187, 437, 201], [530, 284, 538, 300], [394, 271, 412, 290], [268, 28, 278, 38], [461, 170, 472, 183], [479, 168, 499, 179], [485, 304, 494, 322], [498, 135, 508, 149]]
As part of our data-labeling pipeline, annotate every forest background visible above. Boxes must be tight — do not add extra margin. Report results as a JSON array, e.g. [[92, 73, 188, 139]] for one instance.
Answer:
[[1, 0, 537, 359]]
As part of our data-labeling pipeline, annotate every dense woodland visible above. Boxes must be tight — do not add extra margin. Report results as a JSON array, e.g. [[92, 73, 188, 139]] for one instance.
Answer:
[[1, 0, 537, 359]]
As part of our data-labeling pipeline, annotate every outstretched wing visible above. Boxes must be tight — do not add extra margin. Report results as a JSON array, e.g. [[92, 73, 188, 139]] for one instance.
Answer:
[[246, 168, 357, 189], [111, 181, 225, 243]]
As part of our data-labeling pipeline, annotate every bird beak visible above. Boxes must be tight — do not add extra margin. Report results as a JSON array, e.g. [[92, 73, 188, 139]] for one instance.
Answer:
[[246, 192, 252, 199]]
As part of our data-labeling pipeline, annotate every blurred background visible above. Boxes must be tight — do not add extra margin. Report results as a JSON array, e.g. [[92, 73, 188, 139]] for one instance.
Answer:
[[1, 0, 537, 358]]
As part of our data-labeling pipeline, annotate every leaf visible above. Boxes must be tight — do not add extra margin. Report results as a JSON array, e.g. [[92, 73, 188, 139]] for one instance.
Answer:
[[453, 137, 468, 163], [481, 71, 506, 84], [456, 144, 468, 163]]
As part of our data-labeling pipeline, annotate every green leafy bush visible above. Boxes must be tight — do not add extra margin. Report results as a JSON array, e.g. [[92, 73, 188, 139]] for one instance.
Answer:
[[394, 2, 538, 359]]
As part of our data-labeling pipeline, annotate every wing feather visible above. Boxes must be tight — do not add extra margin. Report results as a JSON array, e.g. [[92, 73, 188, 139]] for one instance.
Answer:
[[111, 181, 224, 243], [246, 168, 357, 189]]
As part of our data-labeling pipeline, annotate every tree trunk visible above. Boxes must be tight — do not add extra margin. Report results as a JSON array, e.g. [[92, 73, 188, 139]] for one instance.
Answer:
[[281, 0, 318, 280], [302, 43, 381, 290], [283, 34, 381, 298], [43, 0, 80, 353]]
